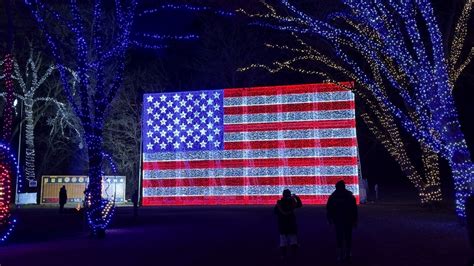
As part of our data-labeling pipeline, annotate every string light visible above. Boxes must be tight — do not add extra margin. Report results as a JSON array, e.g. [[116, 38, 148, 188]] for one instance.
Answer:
[[0, 141, 21, 243], [2, 54, 14, 141], [240, 0, 474, 215]]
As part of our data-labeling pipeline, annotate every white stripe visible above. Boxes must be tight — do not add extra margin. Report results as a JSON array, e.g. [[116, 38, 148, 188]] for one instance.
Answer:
[[224, 92, 354, 107], [143, 147, 357, 162], [224, 110, 355, 124], [224, 129, 356, 142], [143, 185, 359, 196], [143, 166, 358, 179]]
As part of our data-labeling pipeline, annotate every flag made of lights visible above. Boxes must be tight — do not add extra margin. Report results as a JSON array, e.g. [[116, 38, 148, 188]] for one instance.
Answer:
[[142, 82, 359, 206]]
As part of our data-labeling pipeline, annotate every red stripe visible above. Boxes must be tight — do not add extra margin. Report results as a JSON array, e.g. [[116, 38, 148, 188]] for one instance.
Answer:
[[224, 101, 354, 115], [143, 157, 357, 170], [223, 82, 354, 98], [142, 195, 360, 206], [224, 138, 357, 150], [143, 176, 358, 187], [224, 119, 355, 132]]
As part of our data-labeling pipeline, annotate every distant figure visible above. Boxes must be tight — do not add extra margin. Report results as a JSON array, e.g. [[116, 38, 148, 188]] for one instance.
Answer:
[[132, 189, 139, 217], [274, 189, 302, 260], [466, 194, 474, 249], [326, 180, 358, 261], [59, 185, 68, 213], [374, 183, 380, 201]]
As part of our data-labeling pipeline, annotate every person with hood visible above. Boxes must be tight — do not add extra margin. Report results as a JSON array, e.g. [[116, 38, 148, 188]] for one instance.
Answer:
[[274, 189, 302, 259], [326, 180, 358, 261]]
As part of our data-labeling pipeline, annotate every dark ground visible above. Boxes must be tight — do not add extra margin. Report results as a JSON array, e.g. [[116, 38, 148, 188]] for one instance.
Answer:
[[0, 195, 471, 266]]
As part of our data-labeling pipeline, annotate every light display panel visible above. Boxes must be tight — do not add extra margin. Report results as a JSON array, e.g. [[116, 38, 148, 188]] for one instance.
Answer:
[[142, 82, 359, 205]]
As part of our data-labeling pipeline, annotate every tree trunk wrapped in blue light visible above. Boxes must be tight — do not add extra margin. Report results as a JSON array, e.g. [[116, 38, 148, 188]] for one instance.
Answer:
[[243, 0, 473, 218]]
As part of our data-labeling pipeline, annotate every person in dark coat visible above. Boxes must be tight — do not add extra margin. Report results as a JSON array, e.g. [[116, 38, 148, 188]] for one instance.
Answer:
[[132, 189, 139, 217], [274, 189, 302, 259], [326, 180, 358, 261], [59, 185, 68, 213]]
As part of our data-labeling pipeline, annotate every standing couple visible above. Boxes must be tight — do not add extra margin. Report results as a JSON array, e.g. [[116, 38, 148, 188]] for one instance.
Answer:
[[274, 180, 358, 262]]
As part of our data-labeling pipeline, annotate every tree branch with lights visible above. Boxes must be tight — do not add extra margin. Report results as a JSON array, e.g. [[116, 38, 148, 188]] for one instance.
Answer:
[[239, 0, 474, 217]]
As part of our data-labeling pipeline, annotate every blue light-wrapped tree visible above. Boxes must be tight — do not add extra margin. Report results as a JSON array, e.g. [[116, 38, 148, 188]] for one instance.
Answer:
[[25, 0, 226, 235], [240, 0, 474, 218]]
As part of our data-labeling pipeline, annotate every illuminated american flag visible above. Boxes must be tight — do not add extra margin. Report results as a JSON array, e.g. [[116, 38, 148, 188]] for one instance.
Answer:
[[141, 83, 359, 205]]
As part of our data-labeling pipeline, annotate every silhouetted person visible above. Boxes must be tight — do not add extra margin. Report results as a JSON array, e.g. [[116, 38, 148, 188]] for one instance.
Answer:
[[132, 189, 139, 217], [327, 180, 358, 261], [274, 189, 302, 260], [59, 185, 68, 213]]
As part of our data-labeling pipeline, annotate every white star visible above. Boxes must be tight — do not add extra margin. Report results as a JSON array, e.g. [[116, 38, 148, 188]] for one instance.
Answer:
[[186, 105, 193, 112], [167, 124, 173, 131], [200, 117, 207, 124], [160, 106, 167, 113], [200, 104, 206, 111], [186, 93, 193, 101], [200, 92, 206, 99], [147, 143, 153, 150], [186, 141, 193, 148], [213, 128, 220, 135], [167, 136, 173, 143], [180, 111, 186, 118], [200, 140, 207, 148], [193, 124, 200, 130], [213, 92, 220, 99], [173, 142, 180, 149], [187, 118, 193, 124], [180, 124, 186, 130], [180, 135, 186, 142], [167, 101, 173, 107], [213, 116, 220, 123], [147, 131, 153, 137], [207, 110, 214, 117], [207, 98, 213, 105], [160, 130, 167, 137], [200, 128, 207, 135], [214, 140, 221, 147], [173, 106, 180, 113], [213, 104, 220, 111], [180, 99, 186, 106], [167, 113, 173, 119], [153, 113, 160, 120], [193, 111, 200, 118], [153, 101, 159, 108], [173, 130, 180, 137], [147, 107, 153, 114], [207, 135, 214, 141], [160, 119, 167, 125], [153, 125, 160, 131], [207, 122, 213, 129], [153, 136, 160, 143], [193, 99, 200, 106], [147, 95, 154, 102], [173, 94, 180, 101], [147, 119, 153, 126], [173, 117, 180, 125], [160, 95, 167, 101], [186, 129, 193, 136], [160, 142, 167, 149], [193, 135, 200, 142]]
